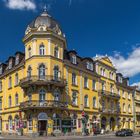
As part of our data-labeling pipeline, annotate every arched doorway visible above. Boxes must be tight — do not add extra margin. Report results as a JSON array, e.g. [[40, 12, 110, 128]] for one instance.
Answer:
[[38, 112, 48, 136], [101, 117, 107, 130], [110, 117, 115, 131]]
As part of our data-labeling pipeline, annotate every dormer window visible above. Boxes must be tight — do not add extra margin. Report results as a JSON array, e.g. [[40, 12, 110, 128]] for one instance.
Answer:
[[71, 55, 77, 64], [9, 60, 12, 69], [118, 76, 122, 83], [15, 55, 19, 65], [86, 61, 93, 71]]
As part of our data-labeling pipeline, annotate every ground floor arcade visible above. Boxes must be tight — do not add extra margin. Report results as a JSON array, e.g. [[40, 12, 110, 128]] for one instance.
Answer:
[[0, 110, 134, 136]]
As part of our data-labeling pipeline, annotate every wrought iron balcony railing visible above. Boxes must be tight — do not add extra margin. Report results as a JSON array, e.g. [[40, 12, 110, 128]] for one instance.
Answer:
[[20, 100, 68, 110], [99, 107, 120, 114], [19, 75, 67, 88], [99, 90, 120, 99]]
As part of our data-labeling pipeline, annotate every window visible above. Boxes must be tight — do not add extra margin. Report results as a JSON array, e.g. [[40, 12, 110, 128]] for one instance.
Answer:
[[84, 95, 88, 107], [8, 77, 12, 88], [53, 114, 61, 130], [103, 69, 106, 77], [0, 98, 2, 110], [123, 103, 126, 112], [92, 80, 96, 90], [93, 97, 96, 108], [54, 90, 60, 101], [15, 55, 19, 65], [128, 104, 131, 113], [28, 114, 33, 131], [72, 91, 78, 106], [100, 68, 103, 75], [15, 116, 19, 130], [102, 82, 106, 91], [28, 47, 32, 58], [15, 73, 19, 86], [102, 100, 105, 110], [39, 44, 45, 55], [54, 66, 59, 81], [72, 73, 77, 85], [84, 77, 88, 88], [71, 55, 77, 64], [15, 93, 18, 106], [9, 96, 12, 107], [9, 60, 12, 69], [110, 84, 114, 93], [86, 61, 93, 71], [39, 64, 45, 79], [54, 46, 59, 58], [8, 116, 12, 131], [39, 89, 46, 102], [27, 66, 32, 78], [0, 81, 2, 92]]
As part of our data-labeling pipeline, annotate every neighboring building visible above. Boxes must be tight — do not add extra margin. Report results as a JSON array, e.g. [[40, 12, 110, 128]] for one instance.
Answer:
[[134, 89, 140, 132], [0, 10, 136, 136]]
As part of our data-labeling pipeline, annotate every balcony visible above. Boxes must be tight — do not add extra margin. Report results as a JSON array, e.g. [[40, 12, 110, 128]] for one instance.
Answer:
[[99, 90, 120, 99], [20, 100, 68, 110], [19, 75, 67, 88], [99, 108, 120, 115]]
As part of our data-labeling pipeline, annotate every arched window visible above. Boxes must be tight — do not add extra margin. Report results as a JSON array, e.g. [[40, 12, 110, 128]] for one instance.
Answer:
[[54, 46, 59, 58], [39, 89, 46, 102], [8, 116, 12, 131], [15, 93, 18, 106], [54, 90, 60, 101], [9, 96, 12, 107], [15, 73, 18, 86], [93, 97, 96, 108], [28, 114, 33, 131], [27, 66, 32, 78], [84, 95, 88, 107], [15, 115, 19, 130], [8, 76, 12, 88], [28, 47, 31, 58], [39, 44, 45, 55], [38, 64, 45, 79], [54, 66, 59, 81]]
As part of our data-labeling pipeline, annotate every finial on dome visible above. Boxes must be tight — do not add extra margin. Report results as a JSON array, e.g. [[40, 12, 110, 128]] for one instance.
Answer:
[[43, 4, 47, 12]]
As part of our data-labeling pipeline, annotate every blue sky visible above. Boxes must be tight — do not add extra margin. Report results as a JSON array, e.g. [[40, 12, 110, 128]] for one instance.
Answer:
[[1, 0, 140, 85]]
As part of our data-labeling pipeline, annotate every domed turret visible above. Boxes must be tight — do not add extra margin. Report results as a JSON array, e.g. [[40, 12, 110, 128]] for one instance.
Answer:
[[25, 9, 63, 36]]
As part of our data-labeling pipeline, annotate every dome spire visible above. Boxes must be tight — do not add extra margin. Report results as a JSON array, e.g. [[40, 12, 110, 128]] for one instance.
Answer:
[[41, 4, 51, 17]]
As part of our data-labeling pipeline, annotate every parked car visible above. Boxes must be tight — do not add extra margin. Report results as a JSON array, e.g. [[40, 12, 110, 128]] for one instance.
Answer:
[[115, 129, 133, 136]]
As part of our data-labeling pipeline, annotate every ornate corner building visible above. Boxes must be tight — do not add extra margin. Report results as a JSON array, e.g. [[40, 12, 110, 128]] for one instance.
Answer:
[[0, 10, 139, 136]]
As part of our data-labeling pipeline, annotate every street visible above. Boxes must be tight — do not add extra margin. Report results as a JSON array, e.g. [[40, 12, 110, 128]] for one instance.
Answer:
[[0, 134, 140, 140]]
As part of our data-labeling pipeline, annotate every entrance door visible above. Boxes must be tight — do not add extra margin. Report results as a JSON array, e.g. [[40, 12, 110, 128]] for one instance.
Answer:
[[38, 121, 47, 136]]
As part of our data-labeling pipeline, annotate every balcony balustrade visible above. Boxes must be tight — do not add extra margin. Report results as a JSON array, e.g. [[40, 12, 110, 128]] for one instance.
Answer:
[[19, 75, 67, 88], [99, 90, 120, 99], [20, 100, 68, 110], [99, 107, 120, 114]]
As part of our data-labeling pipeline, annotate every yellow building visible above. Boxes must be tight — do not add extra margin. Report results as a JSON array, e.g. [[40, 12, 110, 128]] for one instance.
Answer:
[[0, 10, 136, 136], [134, 89, 140, 132]]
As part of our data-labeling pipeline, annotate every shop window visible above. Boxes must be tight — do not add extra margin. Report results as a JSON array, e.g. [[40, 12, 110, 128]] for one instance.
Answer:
[[28, 114, 33, 131]]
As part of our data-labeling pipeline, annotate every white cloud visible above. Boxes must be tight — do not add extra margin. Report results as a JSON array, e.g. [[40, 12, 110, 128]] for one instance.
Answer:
[[131, 82, 140, 90], [110, 47, 140, 77], [3, 0, 36, 11]]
